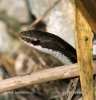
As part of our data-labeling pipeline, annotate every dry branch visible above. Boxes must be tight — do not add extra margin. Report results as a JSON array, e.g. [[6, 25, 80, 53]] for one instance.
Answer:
[[75, 5, 95, 100], [29, 0, 61, 28], [0, 62, 96, 93], [0, 54, 15, 76]]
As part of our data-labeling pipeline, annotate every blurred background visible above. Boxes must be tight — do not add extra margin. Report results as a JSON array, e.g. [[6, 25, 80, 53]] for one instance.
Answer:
[[0, 0, 82, 100]]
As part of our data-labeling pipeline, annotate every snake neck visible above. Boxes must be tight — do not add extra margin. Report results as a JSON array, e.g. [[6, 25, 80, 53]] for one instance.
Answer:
[[23, 41, 73, 64]]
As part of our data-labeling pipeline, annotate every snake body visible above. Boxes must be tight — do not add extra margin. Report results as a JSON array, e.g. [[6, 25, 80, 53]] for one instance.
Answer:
[[19, 30, 77, 64]]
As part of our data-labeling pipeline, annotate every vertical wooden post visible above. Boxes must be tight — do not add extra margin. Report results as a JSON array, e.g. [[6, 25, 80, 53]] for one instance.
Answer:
[[75, 3, 95, 100]]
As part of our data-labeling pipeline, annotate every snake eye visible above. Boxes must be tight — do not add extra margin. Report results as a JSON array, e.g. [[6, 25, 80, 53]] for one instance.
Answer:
[[31, 39, 40, 45]]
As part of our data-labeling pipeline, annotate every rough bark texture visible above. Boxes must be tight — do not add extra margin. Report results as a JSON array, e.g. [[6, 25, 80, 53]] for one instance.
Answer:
[[75, 4, 95, 100]]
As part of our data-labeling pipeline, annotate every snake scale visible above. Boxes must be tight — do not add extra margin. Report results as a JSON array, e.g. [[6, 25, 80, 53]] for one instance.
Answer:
[[19, 30, 77, 64]]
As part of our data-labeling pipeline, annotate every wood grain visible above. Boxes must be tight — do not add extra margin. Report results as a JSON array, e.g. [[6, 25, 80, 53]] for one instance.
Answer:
[[75, 5, 95, 100]]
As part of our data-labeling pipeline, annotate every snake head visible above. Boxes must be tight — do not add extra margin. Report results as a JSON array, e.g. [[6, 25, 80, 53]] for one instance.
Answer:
[[18, 30, 77, 64], [18, 30, 59, 49], [18, 29, 65, 54], [18, 30, 42, 46]]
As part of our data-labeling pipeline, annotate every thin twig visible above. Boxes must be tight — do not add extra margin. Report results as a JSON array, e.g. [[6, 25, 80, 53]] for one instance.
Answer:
[[29, 0, 61, 28], [0, 62, 96, 93], [0, 54, 15, 76], [55, 87, 63, 100], [66, 78, 79, 100]]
